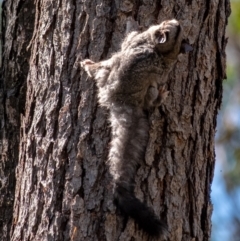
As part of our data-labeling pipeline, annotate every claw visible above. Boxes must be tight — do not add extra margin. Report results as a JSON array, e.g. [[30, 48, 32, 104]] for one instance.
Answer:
[[80, 59, 95, 68], [158, 85, 169, 101]]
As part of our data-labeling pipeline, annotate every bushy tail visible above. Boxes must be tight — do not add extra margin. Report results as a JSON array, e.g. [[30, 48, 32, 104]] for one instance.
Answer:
[[109, 105, 167, 237], [114, 183, 167, 237]]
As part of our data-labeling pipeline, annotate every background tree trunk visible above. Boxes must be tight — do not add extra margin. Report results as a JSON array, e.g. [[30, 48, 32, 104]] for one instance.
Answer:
[[0, 0, 230, 241]]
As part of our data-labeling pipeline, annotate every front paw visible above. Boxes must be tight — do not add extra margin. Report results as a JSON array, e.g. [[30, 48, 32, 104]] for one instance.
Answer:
[[158, 85, 169, 102], [80, 59, 97, 77]]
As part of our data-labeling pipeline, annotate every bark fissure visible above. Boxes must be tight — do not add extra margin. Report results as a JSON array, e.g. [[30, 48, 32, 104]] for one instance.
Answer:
[[0, 0, 230, 240]]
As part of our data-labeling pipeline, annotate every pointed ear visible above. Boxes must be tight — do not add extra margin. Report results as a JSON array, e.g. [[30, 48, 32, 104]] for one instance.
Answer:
[[158, 31, 167, 43], [180, 41, 193, 53], [81, 59, 99, 77]]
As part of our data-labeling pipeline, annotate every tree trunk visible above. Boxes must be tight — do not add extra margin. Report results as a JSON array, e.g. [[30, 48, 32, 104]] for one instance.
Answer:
[[0, 0, 230, 241], [0, 0, 35, 240]]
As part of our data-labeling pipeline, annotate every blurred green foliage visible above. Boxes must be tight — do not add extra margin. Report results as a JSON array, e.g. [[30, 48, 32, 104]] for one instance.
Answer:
[[228, 1, 240, 35], [226, 65, 237, 87]]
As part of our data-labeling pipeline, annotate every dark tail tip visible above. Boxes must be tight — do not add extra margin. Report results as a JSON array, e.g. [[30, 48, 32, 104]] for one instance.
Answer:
[[114, 185, 167, 237]]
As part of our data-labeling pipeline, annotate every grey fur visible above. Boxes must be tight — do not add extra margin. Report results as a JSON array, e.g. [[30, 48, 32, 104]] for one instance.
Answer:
[[81, 19, 191, 237]]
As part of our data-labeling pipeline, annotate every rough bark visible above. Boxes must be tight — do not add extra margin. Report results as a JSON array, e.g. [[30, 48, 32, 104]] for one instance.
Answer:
[[0, 0, 35, 240], [0, 0, 230, 241]]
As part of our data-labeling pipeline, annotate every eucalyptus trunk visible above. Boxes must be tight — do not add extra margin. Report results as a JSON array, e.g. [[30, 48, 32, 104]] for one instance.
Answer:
[[0, 0, 230, 241]]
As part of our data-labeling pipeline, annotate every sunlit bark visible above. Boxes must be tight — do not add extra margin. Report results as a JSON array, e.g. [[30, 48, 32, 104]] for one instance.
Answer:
[[0, 0, 230, 240]]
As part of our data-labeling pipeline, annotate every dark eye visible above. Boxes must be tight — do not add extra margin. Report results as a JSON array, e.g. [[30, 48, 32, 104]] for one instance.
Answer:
[[155, 31, 161, 39], [165, 31, 169, 41]]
